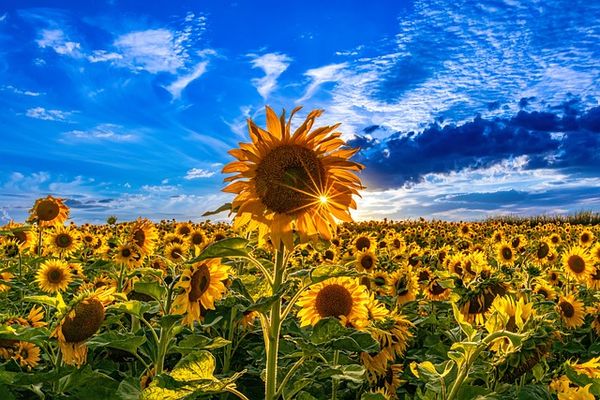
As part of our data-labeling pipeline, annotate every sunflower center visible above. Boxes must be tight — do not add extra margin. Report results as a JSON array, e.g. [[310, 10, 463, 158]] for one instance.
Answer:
[[255, 144, 324, 214], [502, 247, 513, 260], [385, 366, 395, 384], [191, 233, 204, 245], [37, 200, 60, 221], [61, 299, 105, 343], [315, 284, 353, 318], [47, 268, 64, 284], [133, 230, 146, 247], [559, 301, 575, 318], [506, 315, 517, 331], [5, 244, 18, 258], [56, 233, 72, 248], [393, 239, 401, 249], [568, 255, 585, 274], [360, 255, 374, 270], [429, 281, 446, 296], [121, 248, 132, 258], [14, 231, 27, 244], [324, 250, 335, 261], [396, 277, 409, 296], [538, 288, 549, 298], [355, 237, 371, 251], [537, 243, 550, 259], [582, 233, 590, 243], [188, 265, 211, 302]]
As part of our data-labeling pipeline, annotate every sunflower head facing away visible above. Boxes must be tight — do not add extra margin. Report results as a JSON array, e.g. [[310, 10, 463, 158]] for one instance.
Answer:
[[222, 106, 364, 249], [27, 195, 70, 227]]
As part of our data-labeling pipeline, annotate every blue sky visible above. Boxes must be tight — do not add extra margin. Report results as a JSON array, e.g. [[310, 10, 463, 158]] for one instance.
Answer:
[[1, 0, 599, 223]]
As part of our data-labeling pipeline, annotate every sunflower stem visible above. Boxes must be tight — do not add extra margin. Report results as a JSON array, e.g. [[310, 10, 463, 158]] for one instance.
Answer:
[[331, 350, 340, 400], [265, 242, 285, 400]]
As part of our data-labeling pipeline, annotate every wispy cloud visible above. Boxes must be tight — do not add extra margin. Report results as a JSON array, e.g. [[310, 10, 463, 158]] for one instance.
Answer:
[[0, 13, 7, 22], [36, 29, 82, 57], [298, 63, 347, 102], [184, 168, 215, 180], [2, 85, 43, 96], [249, 52, 292, 99], [61, 124, 137, 143], [165, 61, 208, 98], [25, 107, 72, 121], [88, 50, 123, 63]]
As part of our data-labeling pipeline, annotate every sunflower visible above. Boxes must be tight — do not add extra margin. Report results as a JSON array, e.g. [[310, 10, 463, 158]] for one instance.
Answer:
[[36, 259, 72, 293], [374, 364, 404, 396], [557, 384, 594, 400], [128, 218, 158, 256], [370, 313, 413, 360], [486, 296, 534, 334], [296, 277, 369, 329], [3, 221, 34, 251], [0, 238, 21, 259], [0, 272, 13, 293], [460, 282, 507, 325], [188, 228, 208, 252], [532, 240, 553, 267], [366, 292, 389, 321], [356, 249, 377, 273], [353, 234, 375, 253], [45, 224, 81, 258], [557, 294, 585, 329], [52, 287, 115, 366], [321, 247, 338, 264], [389, 269, 418, 305], [175, 222, 193, 237], [569, 356, 600, 379], [371, 271, 391, 295], [562, 246, 594, 282], [164, 243, 188, 263], [386, 233, 405, 254], [425, 280, 451, 301], [222, 106, 364, 249], [496, 241, 516, 267], [172, 259, 230, 326], [113, 242, 144, 269], [28, 195, 70, 227], [579, 229, 595, 247], [533, 280, 556, 300], [12, 341, 41, 370]]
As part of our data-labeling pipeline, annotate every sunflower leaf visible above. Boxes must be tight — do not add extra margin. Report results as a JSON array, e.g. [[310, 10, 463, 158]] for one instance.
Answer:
[[188, 237, 249, 263], [202, 203, 232, 217], [23, 295, 59, 308], [133, 281, 166, 302], [86, 331, 147, 355]]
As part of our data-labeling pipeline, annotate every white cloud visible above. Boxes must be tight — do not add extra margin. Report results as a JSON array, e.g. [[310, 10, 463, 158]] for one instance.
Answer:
[[26, 107, 72, 121], [36, 29, 82, 57], [298, 63, 347, 103], [61, 124, 137, 143], [88, 50, 123, 63], [184, 168, 215, 180], [142, 184, 179, 193], [114, 29, 186, 73], [0, 13, 7, 22], [165, 61, 208, 98], [249, 53, 292, 99]]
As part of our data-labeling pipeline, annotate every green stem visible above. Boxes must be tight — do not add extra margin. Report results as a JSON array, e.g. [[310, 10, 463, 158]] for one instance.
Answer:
[[155, 327, 171, 374], [265, 243, 285, 400], [117, 263, 126, 292], [222, 307, 237, 374], [331, 350, 340, 400]]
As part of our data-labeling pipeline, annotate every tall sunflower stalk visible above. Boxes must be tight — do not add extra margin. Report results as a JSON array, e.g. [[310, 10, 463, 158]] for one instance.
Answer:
[[222, 106, 364, 400]]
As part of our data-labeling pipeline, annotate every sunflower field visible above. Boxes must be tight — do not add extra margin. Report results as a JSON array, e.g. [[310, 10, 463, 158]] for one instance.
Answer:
[[2, 108, 600, 400]]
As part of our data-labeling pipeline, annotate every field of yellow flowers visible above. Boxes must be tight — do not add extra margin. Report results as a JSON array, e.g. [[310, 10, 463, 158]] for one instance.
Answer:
[[2, 108, 600, 400]]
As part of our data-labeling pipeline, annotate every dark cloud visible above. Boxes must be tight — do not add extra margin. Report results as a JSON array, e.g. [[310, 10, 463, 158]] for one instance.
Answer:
[[350, 103, 600, 189]]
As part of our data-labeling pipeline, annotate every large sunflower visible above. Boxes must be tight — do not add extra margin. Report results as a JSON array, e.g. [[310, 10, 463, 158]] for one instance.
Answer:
[[28, 195, 70, 227], [222, 106, 364, 249], [52, 287, 115, 366], [557, 294, 585, 329], [562, 246, 594, 282], [356, 249, 378, 273], [36, 259, 72, 293], [171, 259, 230, 326], [296, 277, 369, 329]]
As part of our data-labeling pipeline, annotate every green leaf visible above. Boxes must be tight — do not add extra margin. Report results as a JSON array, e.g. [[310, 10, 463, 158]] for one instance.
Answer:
[[311, 318, 347, 345], [86, 331, 147, 355], [176, 335, 230, 353], [159, 314, 184, 330], [330, 364, 365, 383], [109, 300, 154, 319], [188, 237, 249, 263], [0, 326, 49, 347], [564, 364, 600, 396], [116, 377, 142, 400], [202, 202, 232, 217], [133, 281, 166, 301]]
